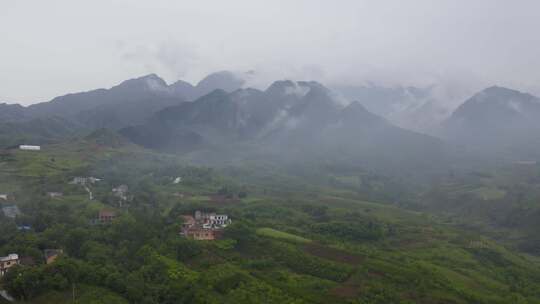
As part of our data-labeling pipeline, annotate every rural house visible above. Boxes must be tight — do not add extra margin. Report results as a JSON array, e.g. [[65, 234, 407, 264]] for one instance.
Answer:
[[2, 206, 21, 219], [195, 211, 231, 229], [0, 254, 19, 277], [17, 225, 32, 231], [19, 145, 41, 151], [112, 185, 129, 202], [44, 249, 63, 264], [181, 215, 196, 230], [181, 211, 231, 240], [184, 228, 223, 240], [47, 192, 63, 198], [98, 210, 117, 224], [70, 177, 101, 185]]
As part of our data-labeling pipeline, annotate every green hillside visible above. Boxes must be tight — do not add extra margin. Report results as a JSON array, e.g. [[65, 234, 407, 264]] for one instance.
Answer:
[[1, 140, 539, 304]]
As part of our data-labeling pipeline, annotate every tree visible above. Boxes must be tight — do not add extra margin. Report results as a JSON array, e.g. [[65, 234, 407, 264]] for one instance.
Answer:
[[224, 222, 256, 249], [3, 266, 43, 300]]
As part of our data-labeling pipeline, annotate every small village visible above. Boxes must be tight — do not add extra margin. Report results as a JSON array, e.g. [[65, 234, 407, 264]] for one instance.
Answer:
[[1, 249, 63, 278], [0, 167, 233, 289], [0, 208, 232, 280]]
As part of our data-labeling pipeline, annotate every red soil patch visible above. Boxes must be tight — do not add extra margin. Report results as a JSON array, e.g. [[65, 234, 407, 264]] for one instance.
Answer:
[[331, 284, 362, 298], [304, 243, 363, 265], [330, 277, 362, 298], [367, 270, 385, 277]]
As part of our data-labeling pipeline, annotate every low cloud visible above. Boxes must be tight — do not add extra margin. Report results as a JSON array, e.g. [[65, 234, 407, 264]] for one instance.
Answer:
[[118, 40, 200, 83]]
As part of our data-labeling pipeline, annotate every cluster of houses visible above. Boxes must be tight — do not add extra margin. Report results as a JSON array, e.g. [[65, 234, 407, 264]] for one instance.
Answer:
[[0, 249, 63, 277], [180, 211, 231, 240]]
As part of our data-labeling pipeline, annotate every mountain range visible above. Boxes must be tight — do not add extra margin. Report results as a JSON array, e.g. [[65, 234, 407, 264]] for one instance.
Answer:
[[28, 71, 243, 125], [2, 72, 540, 172], [0, 71, 244, 145], [120, 80, 445, 174]]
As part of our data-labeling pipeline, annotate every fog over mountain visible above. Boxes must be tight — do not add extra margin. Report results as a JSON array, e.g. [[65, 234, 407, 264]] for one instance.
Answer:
[[441, 86, 540, 158], [3, 69, 540, 169], [2, 1, 540, 105], [4, 2, 540, 303]]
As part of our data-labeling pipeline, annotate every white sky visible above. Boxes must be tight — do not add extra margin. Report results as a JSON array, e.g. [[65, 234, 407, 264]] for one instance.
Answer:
[[1, 0, 540, 105]]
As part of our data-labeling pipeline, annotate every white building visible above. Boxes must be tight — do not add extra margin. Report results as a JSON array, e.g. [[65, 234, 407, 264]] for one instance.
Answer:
[[88, 177, 102, 183], [0, 254, 19, 276], [112, 185, 128, 197], [210, 214, 230, 227], [2, 206, 21, 219], [70, 177, 86, 185], [0, 194, 8, 201], [201, 213, 231, 229], [19, 145, 41, 151], [70, 177, 101, 185], [47, 192, 63, 198]]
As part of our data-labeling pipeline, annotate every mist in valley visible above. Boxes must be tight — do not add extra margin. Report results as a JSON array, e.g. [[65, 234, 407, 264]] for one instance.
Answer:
[[2, 1, 540, 303]]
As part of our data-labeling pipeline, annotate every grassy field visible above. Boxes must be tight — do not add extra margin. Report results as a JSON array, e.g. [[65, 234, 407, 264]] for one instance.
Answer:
[[257, 228, 312, 243]]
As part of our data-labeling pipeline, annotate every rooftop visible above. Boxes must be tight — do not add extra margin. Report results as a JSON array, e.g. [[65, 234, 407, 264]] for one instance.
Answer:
[[0, 254, 19, 262], [44, 249, 63, 260]]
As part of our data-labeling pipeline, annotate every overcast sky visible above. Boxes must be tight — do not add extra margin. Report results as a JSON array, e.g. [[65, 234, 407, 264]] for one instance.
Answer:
[[1, 0, 540, 105]]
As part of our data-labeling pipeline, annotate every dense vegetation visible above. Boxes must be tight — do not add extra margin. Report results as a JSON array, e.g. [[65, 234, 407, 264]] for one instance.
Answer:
[[1, 136, 540, 303]]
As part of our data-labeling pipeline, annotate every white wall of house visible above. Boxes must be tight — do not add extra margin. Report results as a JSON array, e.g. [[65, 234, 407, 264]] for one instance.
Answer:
[[0, 254, 19, 277], [19, 145, 41, 151]]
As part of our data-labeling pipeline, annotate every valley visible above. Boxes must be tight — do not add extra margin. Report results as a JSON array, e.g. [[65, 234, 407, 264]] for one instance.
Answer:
[[2, 74, 540, 303], [0, 127, 539, 303]]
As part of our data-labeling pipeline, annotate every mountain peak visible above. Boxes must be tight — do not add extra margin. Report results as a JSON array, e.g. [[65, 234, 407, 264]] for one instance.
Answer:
[[345, 101, 368, 112], [340, 101, 385, 125], [170, 79, 195, 89], [266, 80, 316, 98], [473, 85, 533, 98], [198, 89, 229, 100], [196, 71, 244, 93], [452, 86, 539, 115], [116, 74, 169, 92], [442, 86, 540, 152]]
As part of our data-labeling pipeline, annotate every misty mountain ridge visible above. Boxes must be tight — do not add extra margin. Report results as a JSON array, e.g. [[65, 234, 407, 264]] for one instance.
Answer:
[[333, 84, 453, 133], [121, 80, 445, 174], [0, 103, 30, 122], [441, 86, 540, 158], [3, 71, 540, 171], [0, 71, 246, 139]]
